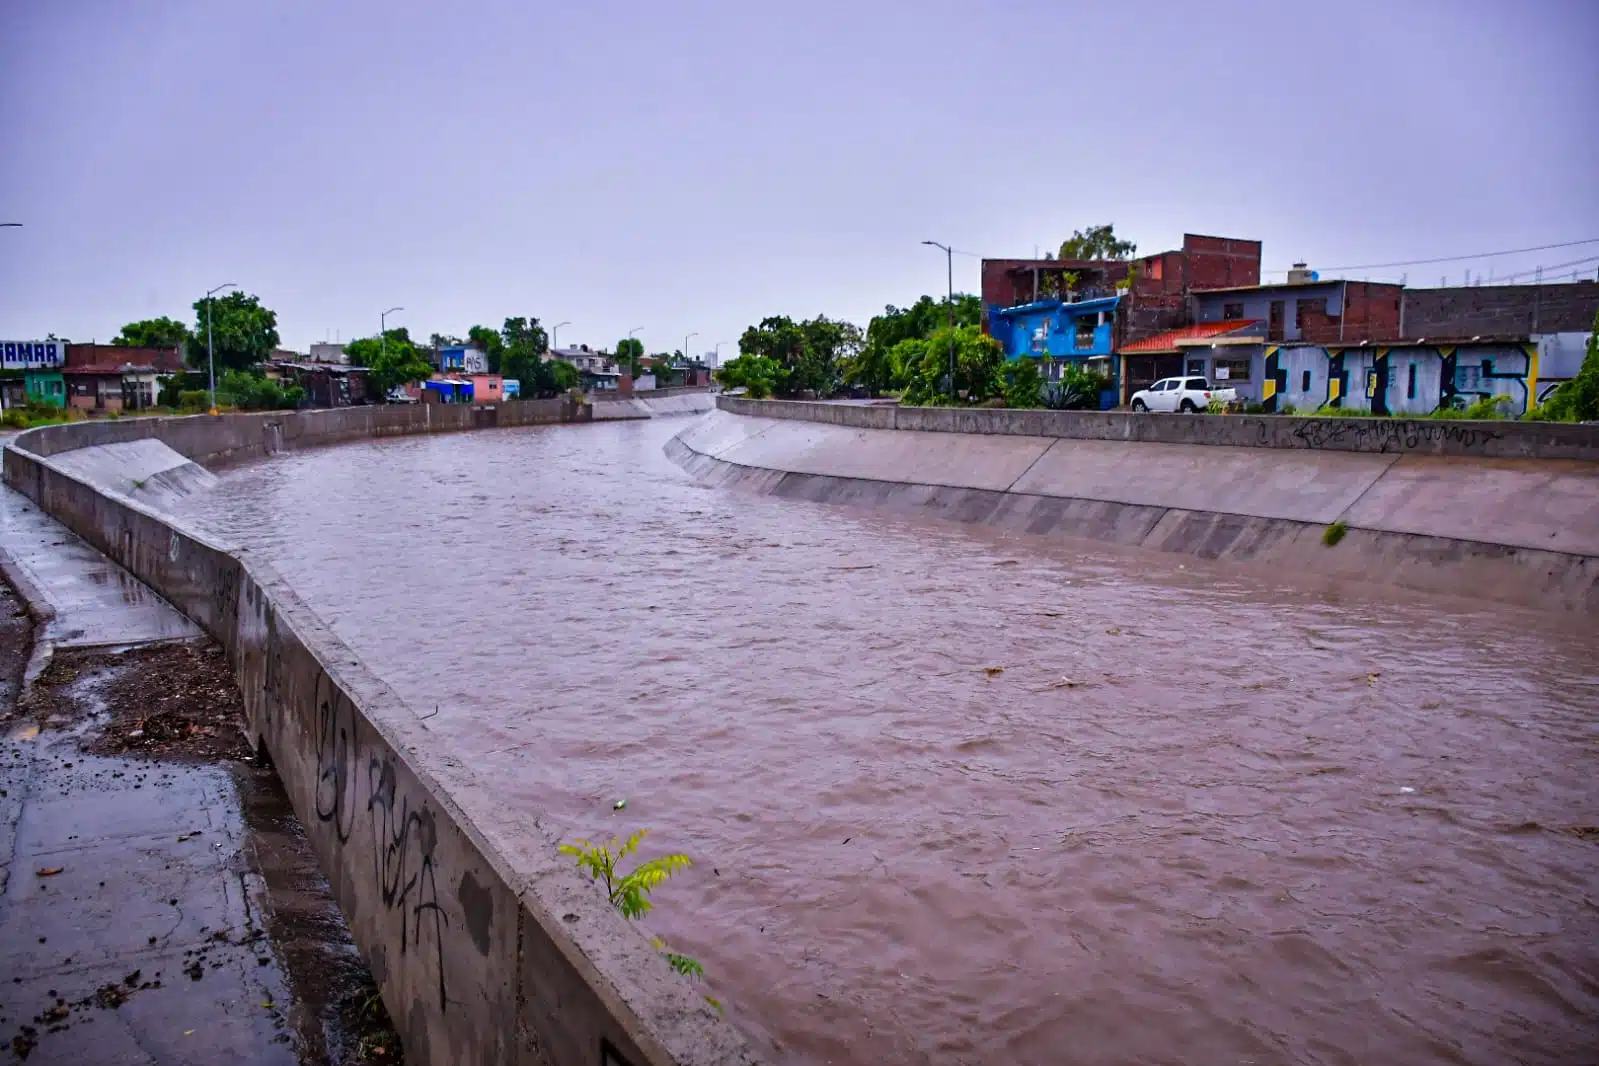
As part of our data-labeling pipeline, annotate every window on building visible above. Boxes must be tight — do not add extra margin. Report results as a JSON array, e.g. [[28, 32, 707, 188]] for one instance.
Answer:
[[1223, 302, 1244, 321], [1302, 370, 1312, 392], [1148, 258, 1163, 281], [1295, 298, 1328, 329], [1482, 359, 1494, 377], [1407, 363, 1417, 400], [1215, 358, 1252, 382], [1075, 318, 1095, 348]]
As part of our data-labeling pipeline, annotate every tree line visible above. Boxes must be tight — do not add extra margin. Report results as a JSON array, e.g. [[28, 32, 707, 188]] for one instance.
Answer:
[[716, 225, 1136, 407], [107, 296, 598, 409]]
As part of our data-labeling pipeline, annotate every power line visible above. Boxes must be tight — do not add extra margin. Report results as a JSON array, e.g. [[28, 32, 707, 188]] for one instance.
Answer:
[[1482, 253, 1599, 284], [1263, 237, 1599, 274]]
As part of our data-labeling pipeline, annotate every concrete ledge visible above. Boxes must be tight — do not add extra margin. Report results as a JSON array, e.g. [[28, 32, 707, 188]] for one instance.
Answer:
[[3, 414, 760, 1066], [669, 414, 1599, 614], [13, 397, 592, 467], [717, 396, 1599, 461]]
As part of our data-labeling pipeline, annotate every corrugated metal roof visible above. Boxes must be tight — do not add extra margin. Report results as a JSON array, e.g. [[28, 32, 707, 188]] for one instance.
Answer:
[[1120, 321, 1262, 354]]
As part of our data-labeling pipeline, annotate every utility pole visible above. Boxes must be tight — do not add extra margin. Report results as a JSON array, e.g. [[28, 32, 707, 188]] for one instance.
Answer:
[[380, 306, 403, 371], [684, 331, 698, 369], [552, 321, 571, 354], [922, 241, 956, 404], [205, 281, 238, 415]]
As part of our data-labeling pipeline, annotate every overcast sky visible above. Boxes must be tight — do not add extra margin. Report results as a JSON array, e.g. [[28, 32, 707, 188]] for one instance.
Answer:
[[2, 0, 1596, 355]]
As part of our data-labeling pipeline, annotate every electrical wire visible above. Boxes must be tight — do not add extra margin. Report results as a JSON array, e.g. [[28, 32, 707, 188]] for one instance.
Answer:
[[1262, 237, 1599, 274]]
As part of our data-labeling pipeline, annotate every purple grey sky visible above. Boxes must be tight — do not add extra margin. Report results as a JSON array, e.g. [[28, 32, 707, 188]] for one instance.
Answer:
[[3, 0, 1596, 356]]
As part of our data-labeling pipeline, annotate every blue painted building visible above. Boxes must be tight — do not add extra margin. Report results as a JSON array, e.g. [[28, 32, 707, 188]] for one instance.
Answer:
[[987, 294, 1119, 382], [439, 344, 488, 374]]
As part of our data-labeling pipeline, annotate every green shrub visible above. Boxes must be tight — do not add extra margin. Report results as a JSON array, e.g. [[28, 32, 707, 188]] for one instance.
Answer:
[[177, 389, 211, 412], [1002, 357, 1043, 409], [1322, 520, 1348, 547], [560, 829, 708, 992], [1043, 367, 1111, 410]]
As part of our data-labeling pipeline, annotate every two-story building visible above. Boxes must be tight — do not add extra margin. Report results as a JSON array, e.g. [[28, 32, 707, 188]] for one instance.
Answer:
[[440, 344, 490, 375], [549, 346, 622, 391], [986, 295, 1119, 386]]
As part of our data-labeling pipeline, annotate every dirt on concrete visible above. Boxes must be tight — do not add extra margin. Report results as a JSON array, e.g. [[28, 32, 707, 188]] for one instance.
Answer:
[[0, 578, 403, 1065], [17, 641, 252, 761]]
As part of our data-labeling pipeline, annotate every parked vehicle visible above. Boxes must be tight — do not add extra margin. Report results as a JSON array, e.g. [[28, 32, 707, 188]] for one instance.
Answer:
[[386, 387, 419, 404], [1130, 377, 1236, 413]]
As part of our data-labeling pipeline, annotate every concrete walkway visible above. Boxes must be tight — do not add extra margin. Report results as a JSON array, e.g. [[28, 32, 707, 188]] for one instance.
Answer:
[[0, 471, 389, 1063], [0, 483, 201, 653]]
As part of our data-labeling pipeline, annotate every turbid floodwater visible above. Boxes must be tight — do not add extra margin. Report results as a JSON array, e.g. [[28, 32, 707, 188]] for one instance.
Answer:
[[168, 415, 1599, 1066]]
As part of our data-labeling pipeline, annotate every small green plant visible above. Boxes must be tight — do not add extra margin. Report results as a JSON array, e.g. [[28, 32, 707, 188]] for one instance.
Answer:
[[1322, 520, 1348, 547], [561, 830, 708, 991]]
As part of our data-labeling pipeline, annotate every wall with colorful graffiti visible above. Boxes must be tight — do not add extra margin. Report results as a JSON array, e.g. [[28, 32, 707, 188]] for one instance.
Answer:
[[1260, 341, 1553, 415]]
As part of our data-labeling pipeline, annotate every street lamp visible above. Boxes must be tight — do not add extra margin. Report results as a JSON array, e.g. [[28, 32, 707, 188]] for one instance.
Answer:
[[380, 306, 403, 369], [684, 331, 698, 365], [552, 321, 571, 353], [714, 341, 728, 367], [0, 223, 20, 228], [205, 281, 239, 414], [921, 241, 956, 404]]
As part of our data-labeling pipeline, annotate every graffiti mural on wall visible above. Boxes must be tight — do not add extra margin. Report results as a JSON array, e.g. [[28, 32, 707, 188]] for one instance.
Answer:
[[1263, 342, 1544, 415]]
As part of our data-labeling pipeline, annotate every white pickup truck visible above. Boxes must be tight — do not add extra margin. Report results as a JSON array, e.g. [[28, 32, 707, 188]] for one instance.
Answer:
[[1130, 376, 1237, 413]]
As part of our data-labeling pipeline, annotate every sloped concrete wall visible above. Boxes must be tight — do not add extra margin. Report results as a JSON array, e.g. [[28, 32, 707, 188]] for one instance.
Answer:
[[673, 409, 1599, 613], [3, 416, 759, 1066], [717, 396, 1599, 461], [16, 397, 587, 466]]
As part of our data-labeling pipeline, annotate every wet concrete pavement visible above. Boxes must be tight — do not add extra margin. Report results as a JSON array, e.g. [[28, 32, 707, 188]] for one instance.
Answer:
[[0, 483, 201, 652], [0, 467, 397, 1064]]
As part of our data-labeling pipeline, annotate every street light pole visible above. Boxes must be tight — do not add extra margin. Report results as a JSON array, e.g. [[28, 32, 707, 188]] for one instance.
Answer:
[[684, 331, 698, 364], [205, 281, 238, 415], [380, 306, 403, 370], [552, 321, 571, 353], [714, 341, 728, 367], [922, 241, 956, 404]]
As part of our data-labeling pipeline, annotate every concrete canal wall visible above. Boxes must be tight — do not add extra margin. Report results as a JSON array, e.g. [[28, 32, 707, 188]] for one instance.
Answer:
[[673, 401, 1599, 613], [3, 410, 759, 1066], [715, 396, 1599, 461]]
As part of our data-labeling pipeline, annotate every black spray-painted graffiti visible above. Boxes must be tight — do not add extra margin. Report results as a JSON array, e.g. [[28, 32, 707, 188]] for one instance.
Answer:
[[309, 671, 452, 1011], [1265, 418, 1506, 454], [367, 753, 450, 1012]]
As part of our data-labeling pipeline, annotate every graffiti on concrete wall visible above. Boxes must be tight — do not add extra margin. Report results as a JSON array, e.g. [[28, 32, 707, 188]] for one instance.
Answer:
[[1280, 416, 1505, 453], [310, 666, 454, 1012]]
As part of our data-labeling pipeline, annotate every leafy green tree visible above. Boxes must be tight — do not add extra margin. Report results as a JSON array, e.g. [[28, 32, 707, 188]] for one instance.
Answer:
[[614, 338, 645, 380], [848, 295, 981, 395], [736, 314, 860, 397], [185, 291, 279, 373], [715, 354, 783, 398], [347, 328, 434, 397], [900, 325, 1005, 406], [215, 369, 304, 410], [1003, 357, 1044, 408], [467, 325, 506, 373], [1058, 223, 1137, 261], [548, 359, 579, 392], [113, 316, 190, 349], [1540, 307, 1599, 422]]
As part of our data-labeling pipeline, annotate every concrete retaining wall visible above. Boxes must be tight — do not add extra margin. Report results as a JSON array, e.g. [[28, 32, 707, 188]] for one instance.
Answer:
[[673, 409, 1599, 613], [15, 397, 589, 466], [592, 386, 714, 402], [716, 396, 1599, 461], [3, 413, 759, 1066]]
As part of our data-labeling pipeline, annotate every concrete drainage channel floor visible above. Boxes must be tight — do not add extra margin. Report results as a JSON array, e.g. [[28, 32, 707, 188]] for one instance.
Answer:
[[0, 483, 401, 1065]]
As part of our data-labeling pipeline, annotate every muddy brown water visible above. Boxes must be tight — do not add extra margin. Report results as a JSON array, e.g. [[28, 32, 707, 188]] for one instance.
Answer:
[[167, 417, 1599, 1066]]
